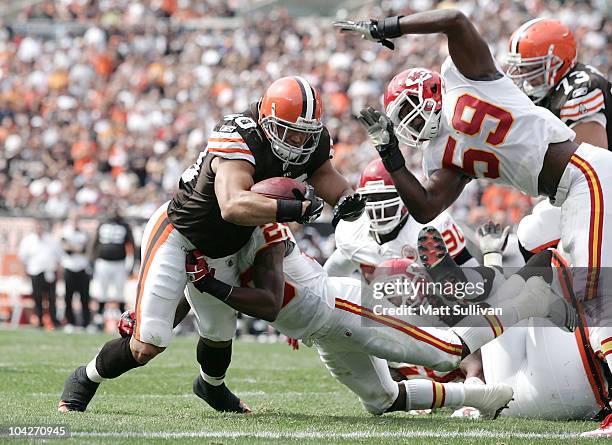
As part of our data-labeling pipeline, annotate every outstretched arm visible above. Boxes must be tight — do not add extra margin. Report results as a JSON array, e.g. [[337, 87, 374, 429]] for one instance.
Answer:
[[396, 10, 497, 80], [335, 9, 498, 80], [390, 167, 471, 223], [358, 106, 471, 222]]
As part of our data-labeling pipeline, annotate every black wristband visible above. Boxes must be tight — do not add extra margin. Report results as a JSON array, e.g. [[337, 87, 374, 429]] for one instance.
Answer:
[[276, 199, 303, 223], [381, 148, 405, 173], [379, 16, 403, 39], [196, 276, 233, 301]]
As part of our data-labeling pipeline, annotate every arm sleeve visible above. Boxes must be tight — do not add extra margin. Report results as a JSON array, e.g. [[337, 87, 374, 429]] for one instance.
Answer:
[[324, 248, 358, 277]]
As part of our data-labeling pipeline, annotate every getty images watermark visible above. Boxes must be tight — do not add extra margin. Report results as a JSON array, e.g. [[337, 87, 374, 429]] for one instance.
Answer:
[[369, 273, 502, 318]]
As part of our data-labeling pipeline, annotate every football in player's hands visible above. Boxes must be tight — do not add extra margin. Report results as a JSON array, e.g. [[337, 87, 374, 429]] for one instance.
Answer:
[[250, 177, 307, 200], [332, 194, 366, 227]]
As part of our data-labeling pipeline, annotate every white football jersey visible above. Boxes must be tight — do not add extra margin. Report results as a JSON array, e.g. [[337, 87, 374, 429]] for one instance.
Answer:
[[423, 57, 575, 197], [238, 223, 336, 339], [333, 211, 467, 280]]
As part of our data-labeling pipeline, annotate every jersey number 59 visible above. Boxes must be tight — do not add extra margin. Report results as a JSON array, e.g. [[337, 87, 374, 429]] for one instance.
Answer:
[[442, 94, 514, 179]]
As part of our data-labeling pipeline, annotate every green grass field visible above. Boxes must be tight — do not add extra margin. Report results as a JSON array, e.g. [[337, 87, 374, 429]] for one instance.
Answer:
[[0, 328, 608, 444]]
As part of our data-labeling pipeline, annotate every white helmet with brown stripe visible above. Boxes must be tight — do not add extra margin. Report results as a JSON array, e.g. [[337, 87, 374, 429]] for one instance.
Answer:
[[506, 18, 577, 103], [259, 76, 324, 165]]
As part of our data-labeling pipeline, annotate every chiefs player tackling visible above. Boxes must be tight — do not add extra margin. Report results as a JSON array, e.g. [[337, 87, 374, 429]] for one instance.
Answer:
[[58, 77, 365, 414]]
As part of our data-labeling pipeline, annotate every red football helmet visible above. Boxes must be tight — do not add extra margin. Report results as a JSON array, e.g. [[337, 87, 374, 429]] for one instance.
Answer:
[[377, 257, 416, 277], [371, 257, 427, 308], [259, 76, 323, 165], [506, 18, 577, 102], [384, 68, 443, 148], [356, 159, 407, 235]]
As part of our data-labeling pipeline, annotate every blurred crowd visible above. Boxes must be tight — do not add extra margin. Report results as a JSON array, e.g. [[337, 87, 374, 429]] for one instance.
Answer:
[[0, 0, 609, 237]]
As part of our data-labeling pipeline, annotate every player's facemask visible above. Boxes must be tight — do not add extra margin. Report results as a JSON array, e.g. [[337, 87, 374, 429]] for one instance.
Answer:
[[387, 94, 441, 148], [359, 191, 407, 235], [506, 48, 564, 103], [260, 108, 323, 165]]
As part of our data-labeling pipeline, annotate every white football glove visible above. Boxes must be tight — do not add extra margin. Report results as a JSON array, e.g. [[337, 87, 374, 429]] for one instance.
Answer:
[[334, 20, 380, 41], [357, 107, 405, 172], [358, 108, 393, 146], [477, 222, 510, 268], [334, 17, 402, 50], [477, 221, 510, 255]]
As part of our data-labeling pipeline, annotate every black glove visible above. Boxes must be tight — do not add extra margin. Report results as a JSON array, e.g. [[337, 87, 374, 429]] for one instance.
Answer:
[[332, 194, 366, 227], [334, 17, 403, 50], [357, 107, 405, 172], [292, 185, 324, 224]]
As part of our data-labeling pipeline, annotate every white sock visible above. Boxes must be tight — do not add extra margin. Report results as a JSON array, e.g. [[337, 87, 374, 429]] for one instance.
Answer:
[[86, 356, 104, 383], [404, 380, 465, 410], [200, 369, 224, 386]]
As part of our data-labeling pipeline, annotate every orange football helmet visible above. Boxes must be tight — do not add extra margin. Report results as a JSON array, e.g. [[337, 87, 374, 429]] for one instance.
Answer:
[[506, 18, 577, 102], [259, 76, 323, 165]]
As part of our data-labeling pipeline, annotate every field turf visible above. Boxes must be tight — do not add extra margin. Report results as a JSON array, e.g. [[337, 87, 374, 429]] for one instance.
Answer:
[[0, 328, 608, 444]]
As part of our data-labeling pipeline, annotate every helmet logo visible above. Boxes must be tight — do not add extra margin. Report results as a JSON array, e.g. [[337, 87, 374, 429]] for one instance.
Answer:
[[404, 69, 432, 86]]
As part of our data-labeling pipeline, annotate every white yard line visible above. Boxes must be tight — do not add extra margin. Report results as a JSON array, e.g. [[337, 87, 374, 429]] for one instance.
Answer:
[[71, 430, 582, 440]]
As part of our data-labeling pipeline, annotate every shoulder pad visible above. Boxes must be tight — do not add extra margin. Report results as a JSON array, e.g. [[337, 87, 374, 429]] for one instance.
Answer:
[[206, 113, 264, 165], [559, 87, 605, 123], [550, 67, 606, 123]]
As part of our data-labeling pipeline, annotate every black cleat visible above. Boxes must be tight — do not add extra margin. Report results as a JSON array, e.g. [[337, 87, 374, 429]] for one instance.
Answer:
[[417, 226, 480, 326], [58, 366, 99, 412], [193, 375, 252, 414], [418, 226, 468, 284]]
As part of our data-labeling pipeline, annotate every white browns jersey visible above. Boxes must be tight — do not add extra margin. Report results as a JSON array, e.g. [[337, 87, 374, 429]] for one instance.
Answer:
[[238, 223, 336, 340], [423, 57, 575, 197], [333, 211, 467, 280]]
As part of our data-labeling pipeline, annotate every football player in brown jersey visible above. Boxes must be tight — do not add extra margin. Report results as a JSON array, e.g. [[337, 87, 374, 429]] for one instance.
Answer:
[[59, 77, 365, 414]]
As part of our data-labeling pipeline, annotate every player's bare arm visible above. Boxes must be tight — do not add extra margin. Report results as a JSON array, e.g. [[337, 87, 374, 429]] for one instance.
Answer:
[[215, 158, 312, 226], [358, 106, 470, 223], [335, 9, 497, 80], [250, 242, 287, 321], [308, 159, 366, 226], [308, 159, 353, 205], [187, 243, 286, 322], [392, 167, 471, 223], [572, 120, 608, 147]]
